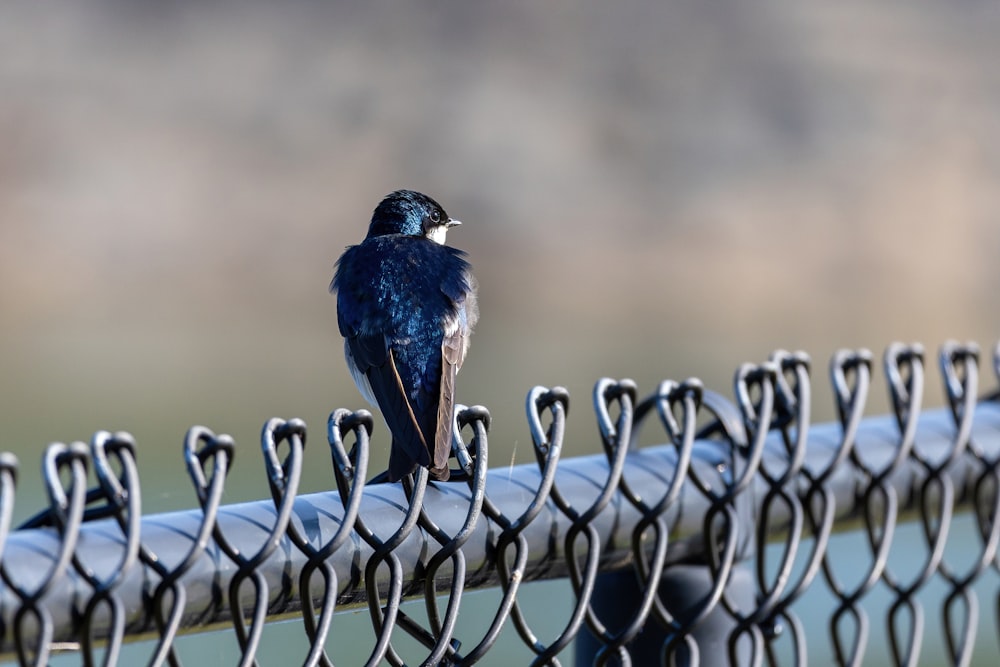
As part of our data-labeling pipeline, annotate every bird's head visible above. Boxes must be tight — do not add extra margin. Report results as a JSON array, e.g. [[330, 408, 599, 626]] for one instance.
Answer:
[[367, 190, 461, 244]]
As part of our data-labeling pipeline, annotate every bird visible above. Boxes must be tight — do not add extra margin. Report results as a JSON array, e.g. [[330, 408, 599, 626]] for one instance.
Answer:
[[331, 190, 478, 482]]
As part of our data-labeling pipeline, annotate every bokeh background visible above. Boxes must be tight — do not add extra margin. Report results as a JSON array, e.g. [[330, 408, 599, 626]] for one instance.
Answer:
[[2, 1, 999, 664]]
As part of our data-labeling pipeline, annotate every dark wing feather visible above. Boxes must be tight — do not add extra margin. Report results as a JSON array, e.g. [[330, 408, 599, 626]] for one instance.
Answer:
[[346, 333, 432, 480]]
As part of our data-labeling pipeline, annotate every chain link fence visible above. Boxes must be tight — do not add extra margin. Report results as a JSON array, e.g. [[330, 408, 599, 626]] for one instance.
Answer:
[[0, 341, 998, 665]]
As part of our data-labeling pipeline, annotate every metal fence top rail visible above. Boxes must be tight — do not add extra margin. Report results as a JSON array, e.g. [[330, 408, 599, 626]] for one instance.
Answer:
[[0, 340, 997, 666]]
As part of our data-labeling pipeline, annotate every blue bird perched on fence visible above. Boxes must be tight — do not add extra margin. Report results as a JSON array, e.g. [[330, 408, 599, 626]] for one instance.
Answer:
[[331, 190, 478, 481]]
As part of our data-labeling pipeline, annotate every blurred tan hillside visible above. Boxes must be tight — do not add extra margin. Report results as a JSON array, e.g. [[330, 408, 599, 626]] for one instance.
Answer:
[[1, 1, 998, 511]]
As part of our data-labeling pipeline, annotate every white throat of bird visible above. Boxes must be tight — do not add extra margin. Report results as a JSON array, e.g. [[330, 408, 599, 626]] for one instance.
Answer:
[[425, 219, 460, 245]]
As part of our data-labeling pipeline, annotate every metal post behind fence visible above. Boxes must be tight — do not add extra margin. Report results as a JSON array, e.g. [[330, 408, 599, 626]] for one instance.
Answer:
[[577, 564, 758, 666]]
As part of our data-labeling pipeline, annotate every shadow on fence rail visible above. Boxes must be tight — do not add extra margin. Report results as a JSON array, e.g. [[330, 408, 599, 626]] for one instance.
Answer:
[[0, 341, 999, 666]]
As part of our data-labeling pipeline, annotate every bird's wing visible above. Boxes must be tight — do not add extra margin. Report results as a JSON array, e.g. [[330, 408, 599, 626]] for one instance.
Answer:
[[431, 288, 476, 480], [432, 329, 462, 480], [346, 332, 432, 479]]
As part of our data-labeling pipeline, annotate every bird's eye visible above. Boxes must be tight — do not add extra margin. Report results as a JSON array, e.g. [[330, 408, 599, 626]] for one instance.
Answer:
[[429, 210, 441, 224]]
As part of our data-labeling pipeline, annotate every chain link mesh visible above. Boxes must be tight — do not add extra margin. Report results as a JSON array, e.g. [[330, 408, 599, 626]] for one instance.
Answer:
[[0, 341, 998, 665]]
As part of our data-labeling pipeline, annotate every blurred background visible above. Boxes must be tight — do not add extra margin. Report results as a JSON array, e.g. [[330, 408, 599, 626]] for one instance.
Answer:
[[1, 0, 999, 663]]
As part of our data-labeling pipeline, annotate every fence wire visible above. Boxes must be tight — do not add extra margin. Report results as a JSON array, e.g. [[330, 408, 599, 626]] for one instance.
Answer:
[[0, 341, 999, 666]]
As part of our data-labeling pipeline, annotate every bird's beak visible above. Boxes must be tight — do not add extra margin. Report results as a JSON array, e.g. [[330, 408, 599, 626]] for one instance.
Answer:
[[446, 218, 461, 228]]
